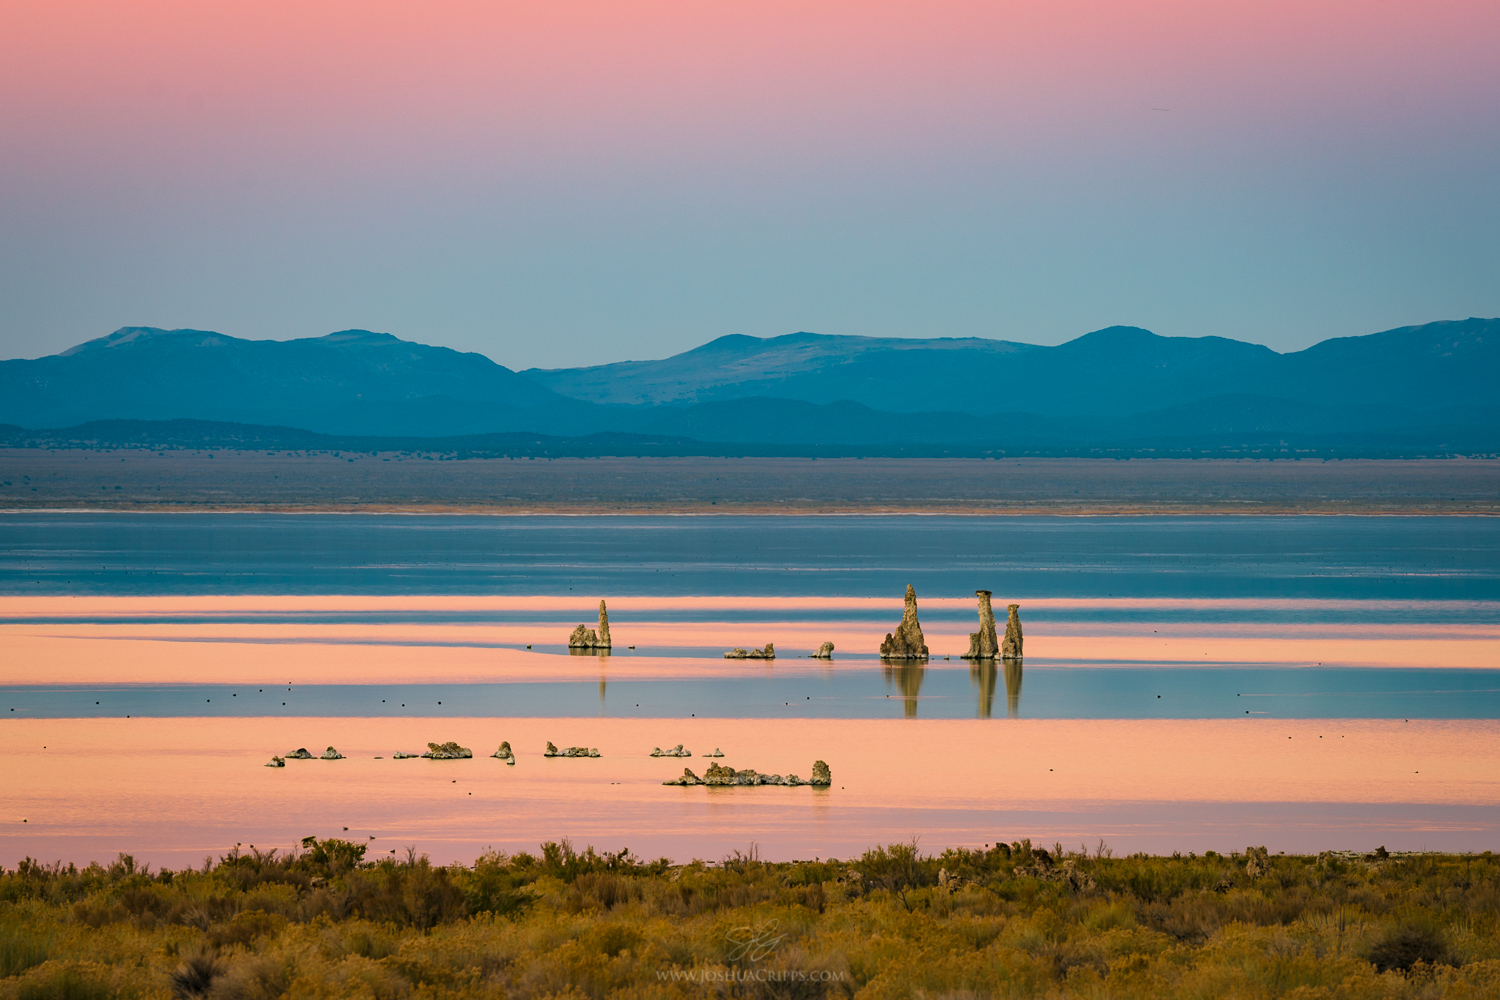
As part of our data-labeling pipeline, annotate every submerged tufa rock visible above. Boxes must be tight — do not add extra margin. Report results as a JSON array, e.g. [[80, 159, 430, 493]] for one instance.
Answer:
[[568, 600, 613, 649], [704, 763, 793, 786], [724, 643, 775, 659], [545, 741, 600, 758], [813, 641, 835, 659], [265, 756, 285, 768], [422, 741, 472, 759], [320, 746, 344, 760], [1002, 604, 1023, 658], [651, 744, 692, 757], [880, 585, 929, 659], [491, 741, 514, 760], [662, 760, 831, 787], [964, 590, 999, 659], [705, 748, 724, 757], [392, 751, 420, 759], [286, 748, 314, 760]]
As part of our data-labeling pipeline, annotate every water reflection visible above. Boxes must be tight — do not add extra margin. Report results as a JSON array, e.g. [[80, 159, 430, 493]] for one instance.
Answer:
[[970, 660, 996, 718], [966, 658, 1023, 718], [568, 647, 611, 705], [882, 660, 926, 718], [1005, 658, 1024, 718]]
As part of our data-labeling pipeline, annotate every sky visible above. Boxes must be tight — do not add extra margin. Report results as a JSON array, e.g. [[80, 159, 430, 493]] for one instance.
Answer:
[[1, 0, 1497, 369]]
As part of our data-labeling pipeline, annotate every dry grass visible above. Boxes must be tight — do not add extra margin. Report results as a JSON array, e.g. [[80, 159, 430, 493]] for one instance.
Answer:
[[4, 839, 1500, 998]]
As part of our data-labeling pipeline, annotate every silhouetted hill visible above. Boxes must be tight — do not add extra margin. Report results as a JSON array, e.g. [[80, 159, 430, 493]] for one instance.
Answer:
[[2, 319, 1497, 455], [0, 419, 712, 458], [526, 318, 1500, 416], [0, 327, 603, 435], [523, 331, 1037, 407]]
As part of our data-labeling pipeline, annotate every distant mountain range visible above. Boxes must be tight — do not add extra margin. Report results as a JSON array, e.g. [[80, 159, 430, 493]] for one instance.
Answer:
[[1, 319, 1496, 456]]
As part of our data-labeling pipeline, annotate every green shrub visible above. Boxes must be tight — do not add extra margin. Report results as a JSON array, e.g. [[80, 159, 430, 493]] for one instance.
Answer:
[[4, 842, 1500, 998], [0, 925, 49, 978], [17, 967, 111, 1000]]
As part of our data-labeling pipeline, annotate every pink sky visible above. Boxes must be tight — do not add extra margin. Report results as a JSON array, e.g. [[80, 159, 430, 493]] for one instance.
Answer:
[[1, 1, 1497, 364]]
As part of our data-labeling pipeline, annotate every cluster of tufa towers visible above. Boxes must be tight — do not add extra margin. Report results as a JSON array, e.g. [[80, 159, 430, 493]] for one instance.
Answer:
[[966, 589, 1023, 660], [879, 584, 1021, 661], [570, 588, 1019, 660], [568, 600, 612, 649]]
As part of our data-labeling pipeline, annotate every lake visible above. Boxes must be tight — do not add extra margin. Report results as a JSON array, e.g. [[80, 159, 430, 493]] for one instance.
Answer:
[[2, 513, 1498, 866]]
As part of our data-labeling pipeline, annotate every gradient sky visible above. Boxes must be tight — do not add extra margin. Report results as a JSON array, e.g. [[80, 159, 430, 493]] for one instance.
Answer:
[[1, 0, 1497, 368]]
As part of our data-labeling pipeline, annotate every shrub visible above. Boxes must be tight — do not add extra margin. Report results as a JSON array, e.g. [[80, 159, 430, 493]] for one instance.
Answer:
[[0, 918, 51, 978], [17, 967, 112, 1000], [1369, 923, 1450, 972]]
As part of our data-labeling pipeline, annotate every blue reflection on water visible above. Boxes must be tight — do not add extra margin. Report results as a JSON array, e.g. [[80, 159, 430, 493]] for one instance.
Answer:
[[2, 513, 1498, 600], [7, 667, 1500, 721]]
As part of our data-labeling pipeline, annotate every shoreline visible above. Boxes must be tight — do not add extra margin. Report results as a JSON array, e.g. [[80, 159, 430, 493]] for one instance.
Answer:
[[3, 505, 1497, 515], [4, 452, 1496, 515], [4, 497, 1499, 516]]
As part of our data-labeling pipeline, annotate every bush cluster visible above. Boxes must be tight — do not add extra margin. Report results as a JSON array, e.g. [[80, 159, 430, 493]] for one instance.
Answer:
[[4, 839, 1500, 998]]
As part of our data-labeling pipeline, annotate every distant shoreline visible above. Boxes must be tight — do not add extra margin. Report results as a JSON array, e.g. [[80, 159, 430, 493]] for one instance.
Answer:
[[2, 450, 1495, 516], [4, 504, 1498, 516]]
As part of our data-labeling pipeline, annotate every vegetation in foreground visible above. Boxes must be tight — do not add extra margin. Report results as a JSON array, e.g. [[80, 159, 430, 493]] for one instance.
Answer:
[[4, 838, 1500, 999]]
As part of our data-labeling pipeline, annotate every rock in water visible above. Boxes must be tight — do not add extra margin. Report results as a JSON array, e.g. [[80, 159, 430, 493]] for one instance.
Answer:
[[569, 600, 614, 649], [393, 751, 420, 759], [964, 590, 999, 659], [705, 763, 758, 785], [596, 600, 611, 648], [724, 643, 775, 659], [320, 746, 344, 760], [811, 760, 832, 786], [265, 756, 285, 768], [286, 747, 314, 760], [651, 744, 691, 757], [491, 741, 514, 760], [544, 741, 599, 757], [664, 761, 828, 787], [813, 641, 835, 659], [1002, 604, 1024, 659], [705, 747, 724, 757], [879, 585, 929, 659], [423, 741, 472, 759]]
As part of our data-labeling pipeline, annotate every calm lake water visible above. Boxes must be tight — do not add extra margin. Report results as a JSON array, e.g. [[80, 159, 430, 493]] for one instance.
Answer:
[[2, 513, 1498, 865]]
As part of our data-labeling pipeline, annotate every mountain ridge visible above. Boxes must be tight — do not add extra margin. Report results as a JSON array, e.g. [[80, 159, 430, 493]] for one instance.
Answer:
[[1, 318, 1496, 454], [525, 319, 1498, 415]]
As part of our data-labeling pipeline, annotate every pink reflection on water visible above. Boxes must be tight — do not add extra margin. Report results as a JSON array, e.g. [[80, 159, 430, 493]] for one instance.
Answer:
[[2, 617, 1496, 686], [3, 716, 1499, 867]]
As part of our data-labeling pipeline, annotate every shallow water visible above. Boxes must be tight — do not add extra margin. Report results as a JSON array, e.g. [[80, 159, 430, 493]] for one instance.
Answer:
[[4, 512, 1499, 599], [1, 513, 1498, 865]]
